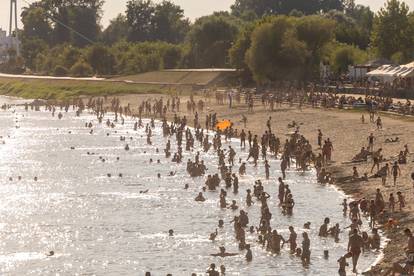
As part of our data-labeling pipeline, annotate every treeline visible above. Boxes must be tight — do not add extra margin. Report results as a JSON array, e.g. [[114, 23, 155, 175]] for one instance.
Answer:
[[4, 0, 414, 84]]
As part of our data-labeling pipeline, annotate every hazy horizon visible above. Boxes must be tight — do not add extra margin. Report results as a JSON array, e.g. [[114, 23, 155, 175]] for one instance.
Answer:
[[1, 0, 413, 34]]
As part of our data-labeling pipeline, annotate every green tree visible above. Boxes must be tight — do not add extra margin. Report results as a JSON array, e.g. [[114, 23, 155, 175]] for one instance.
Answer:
[[70, 59, 94, 77], [152, 1, 190, 43], [41, 0, 104, 46], [126, 0, 155, 42], [245, 16, 309, 83], [21, 6, 52, 42], [330, 43, 367, 75], [102, 14, 129, 45], [86, 44, 116, 75], [296, 16, 335, 79], [232, 0, 344, 18], [229, 23, 256, 83], [371, 0, 414, 61], [186, 14, 240, 68]]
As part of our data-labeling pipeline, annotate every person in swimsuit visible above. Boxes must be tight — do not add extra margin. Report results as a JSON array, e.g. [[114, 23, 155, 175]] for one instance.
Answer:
[[347, 229, 364, 273]]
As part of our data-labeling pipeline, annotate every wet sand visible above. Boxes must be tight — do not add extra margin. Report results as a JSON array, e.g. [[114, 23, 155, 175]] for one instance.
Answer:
[[110, 93, 414, 274]]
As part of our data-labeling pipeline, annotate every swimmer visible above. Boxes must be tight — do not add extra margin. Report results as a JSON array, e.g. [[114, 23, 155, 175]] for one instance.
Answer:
[[218, 220, 224, 228], [195, 192, 206, 202], [337, 252, 352, 276], [209, 229, 218, 241], [319, 217, 330, 237], [184, 184, 189, 189], [210, 246, 238, 257], [245, 244, 253, 262], [168, 229, 174, 236], [206, 263, 219, 276], [46, 251, 54, 257]]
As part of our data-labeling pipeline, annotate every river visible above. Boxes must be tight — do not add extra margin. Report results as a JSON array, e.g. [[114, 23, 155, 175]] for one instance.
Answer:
[[0, 96, 381, 275]]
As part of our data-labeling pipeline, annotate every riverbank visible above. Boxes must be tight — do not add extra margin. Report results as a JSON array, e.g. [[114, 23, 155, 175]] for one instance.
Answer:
[[0, 77, 194, 100], [109, 93, 413, 275]]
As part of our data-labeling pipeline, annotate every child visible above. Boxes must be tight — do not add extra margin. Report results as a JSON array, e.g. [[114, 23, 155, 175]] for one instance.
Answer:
[[338, 252, 353, 276], [389, 193, 395, 213], [397, 191, 405, 211], [341, 199, 348, 214]]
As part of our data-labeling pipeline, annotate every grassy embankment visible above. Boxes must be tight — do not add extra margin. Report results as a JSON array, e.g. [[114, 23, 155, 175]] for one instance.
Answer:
[[0, 77, 194, 100]]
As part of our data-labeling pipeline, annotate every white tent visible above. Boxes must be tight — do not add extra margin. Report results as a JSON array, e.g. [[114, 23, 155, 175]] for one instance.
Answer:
[[367, 62, 414, 82]]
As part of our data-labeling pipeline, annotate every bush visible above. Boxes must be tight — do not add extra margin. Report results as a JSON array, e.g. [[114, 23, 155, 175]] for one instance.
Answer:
[[53, 65, 68, 76], [70, 60, 93, 77]]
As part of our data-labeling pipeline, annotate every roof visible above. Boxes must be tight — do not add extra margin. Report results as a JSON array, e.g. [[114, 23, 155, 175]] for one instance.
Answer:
[[366, 61, 414, 79], [364, 58, 395, 67]]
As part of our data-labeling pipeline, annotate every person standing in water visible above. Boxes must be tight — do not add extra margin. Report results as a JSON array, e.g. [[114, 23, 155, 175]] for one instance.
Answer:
[[347, 229, 364, 273], [301, 232, 311, 265]]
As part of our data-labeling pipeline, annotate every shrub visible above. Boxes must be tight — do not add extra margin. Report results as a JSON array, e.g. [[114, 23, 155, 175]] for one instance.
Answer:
[[53, 65, 68, 76]]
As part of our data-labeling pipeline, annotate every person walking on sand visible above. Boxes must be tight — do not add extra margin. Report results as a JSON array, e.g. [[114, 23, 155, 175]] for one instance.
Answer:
[[391, 161, 401, 186], [367, 133, 375, 152], [376, 116, 383, 130], [317, 129, 323, 149]]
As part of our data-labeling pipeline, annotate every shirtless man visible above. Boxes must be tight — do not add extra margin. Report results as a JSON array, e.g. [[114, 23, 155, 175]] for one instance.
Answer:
[[287, 226, 298, 253], [319, 217, 330, 237], [347, 229, 364, 273], [391, 161, 401, 186], [278, 178, 285, 205], [206, 263, 220, 276], [367, 133, 375, 152]]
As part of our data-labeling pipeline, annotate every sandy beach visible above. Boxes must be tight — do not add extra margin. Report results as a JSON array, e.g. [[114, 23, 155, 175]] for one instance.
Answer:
[[108, 92, 414, 274]]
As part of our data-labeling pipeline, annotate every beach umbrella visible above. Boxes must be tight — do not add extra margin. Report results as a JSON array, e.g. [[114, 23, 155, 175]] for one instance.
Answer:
[[216, 120, 232, 130]]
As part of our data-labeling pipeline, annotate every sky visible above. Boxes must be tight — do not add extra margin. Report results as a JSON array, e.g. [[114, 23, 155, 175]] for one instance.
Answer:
[[0, 0, 414, 34]]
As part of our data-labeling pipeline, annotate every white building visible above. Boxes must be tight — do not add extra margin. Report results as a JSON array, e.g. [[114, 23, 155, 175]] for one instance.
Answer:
[[0, 28, 19, 63]]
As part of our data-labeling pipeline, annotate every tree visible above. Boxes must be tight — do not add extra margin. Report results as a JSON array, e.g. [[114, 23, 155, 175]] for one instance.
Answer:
[[245, 16, 309, 83], [21, 38, 49, 70], [329, 43, 367, 75], [231, 0, 344, 18], [102, 14, 129, 45], [371, 0, 414, 61], [126, 0, 155, 42], [21, 6, 52, 42], [86, 44, 116, 75], [69, 5, 102, 47], [245, 15, 334, 83], [40, 0, 104, 46], [152, 1, 190, 43], [229, 23, 256, 83], [231, 0, 277, 18], [70, 59, 94, 77], [296, 16, 335, 79], [186, 14, 240, 68]]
